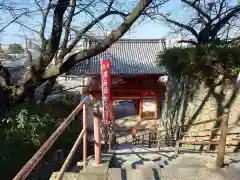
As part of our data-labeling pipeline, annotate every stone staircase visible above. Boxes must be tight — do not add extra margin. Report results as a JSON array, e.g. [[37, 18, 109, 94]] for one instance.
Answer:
[[50, 153, 113, 180], [106, 145, 240, 180], [50, 144, 240, 180], [107, 155, 240, 180], [108, 162, 162, 180]]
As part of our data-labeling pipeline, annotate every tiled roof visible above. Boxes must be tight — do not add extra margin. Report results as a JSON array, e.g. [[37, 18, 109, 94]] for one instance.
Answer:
[[69, 39, 167, 75]]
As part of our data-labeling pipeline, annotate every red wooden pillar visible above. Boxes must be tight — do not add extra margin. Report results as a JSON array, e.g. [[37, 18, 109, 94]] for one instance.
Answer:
[[154, 94, 159, 120], [139, 96, 143, 120]]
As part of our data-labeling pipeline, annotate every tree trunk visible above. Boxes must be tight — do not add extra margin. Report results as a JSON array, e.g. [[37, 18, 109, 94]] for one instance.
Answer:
[[40, 79, 57, 103]]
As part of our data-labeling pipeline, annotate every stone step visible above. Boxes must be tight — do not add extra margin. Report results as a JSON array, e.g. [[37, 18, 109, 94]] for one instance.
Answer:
[[136, 163, 160, 169], [50, 172, 106, 180], [160, 167, 240, 180], [134, 167, 156, 180], [126, 168, 138, 180], [108, 166, 158, 180], [136, 165, 161, 179], [121, 163, 134, 169], [224, 167, 240, 180], [107, 168, 122, 180]]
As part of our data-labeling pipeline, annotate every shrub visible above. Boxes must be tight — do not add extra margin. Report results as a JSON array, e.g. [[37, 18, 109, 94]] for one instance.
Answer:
[[156, 44, 240, 81], [0, 100, 82, 179]]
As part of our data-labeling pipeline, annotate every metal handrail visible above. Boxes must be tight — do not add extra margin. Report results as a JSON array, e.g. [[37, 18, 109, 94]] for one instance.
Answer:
[[13, 97, 90, 180], [56, 128, 86, 180], [56, 103, 89, 180]]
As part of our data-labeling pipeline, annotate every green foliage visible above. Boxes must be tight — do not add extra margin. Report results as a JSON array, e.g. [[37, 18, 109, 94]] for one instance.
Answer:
[[156, 47, 196, 77], [0, 100, 81, 179], [8, 43, 24, 53], [231, 66, 240, 74], [156, 44, 240, 80]]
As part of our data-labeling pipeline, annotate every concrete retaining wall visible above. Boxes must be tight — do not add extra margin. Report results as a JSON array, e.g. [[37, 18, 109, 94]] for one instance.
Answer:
[[161, 76, 240, 152]]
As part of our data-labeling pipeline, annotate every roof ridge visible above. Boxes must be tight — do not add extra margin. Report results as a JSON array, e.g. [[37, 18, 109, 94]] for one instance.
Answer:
[[116, 38, 164, 41], [83, 37, 164, 42]]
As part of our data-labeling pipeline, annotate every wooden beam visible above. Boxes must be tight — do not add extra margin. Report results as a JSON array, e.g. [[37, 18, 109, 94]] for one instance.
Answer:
[[94, 95, 142, 100], [141, 96, 156, 99], [112, 89, 158, 93]]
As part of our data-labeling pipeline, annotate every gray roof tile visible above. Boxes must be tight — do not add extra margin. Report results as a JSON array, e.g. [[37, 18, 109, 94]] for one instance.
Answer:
[[69, 39, 166, 75]]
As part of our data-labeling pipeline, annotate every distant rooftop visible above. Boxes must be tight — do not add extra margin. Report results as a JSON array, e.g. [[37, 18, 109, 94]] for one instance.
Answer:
[[69, 39, 167, 76]]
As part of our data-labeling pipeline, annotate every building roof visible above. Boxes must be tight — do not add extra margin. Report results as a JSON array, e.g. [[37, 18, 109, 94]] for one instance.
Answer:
[[69, 39, 166, 75]]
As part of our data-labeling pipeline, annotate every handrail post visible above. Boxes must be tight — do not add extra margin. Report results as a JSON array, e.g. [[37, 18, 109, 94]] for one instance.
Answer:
[[103, 124, 108, 152], [83, 104, 88, 169], [216, 108, 229, 168], [109, 132, 112, 150], [93, 116, 101, 166], [157, 129, 161, 150], [148, 132, 151, 148]]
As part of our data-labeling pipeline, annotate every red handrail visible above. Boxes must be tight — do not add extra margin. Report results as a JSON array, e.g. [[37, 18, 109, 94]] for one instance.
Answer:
[[13, 97, 89, 180]]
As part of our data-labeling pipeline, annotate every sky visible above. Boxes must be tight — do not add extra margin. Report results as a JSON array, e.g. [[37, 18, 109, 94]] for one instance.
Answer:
[[0, 18, 171, 45], [0, 0, 238, 45], [0, 0, 180, 45]]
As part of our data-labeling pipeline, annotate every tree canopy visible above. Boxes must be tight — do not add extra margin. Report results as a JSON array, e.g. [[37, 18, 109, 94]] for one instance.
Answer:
[[8, 43, 24, 53], [156, 0, 240, 85], [158, 0, 240, 44]]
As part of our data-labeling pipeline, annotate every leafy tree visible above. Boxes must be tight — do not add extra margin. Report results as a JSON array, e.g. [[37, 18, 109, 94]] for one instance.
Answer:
[[156, 0, 240, 86], [8, 43, 24, 53]]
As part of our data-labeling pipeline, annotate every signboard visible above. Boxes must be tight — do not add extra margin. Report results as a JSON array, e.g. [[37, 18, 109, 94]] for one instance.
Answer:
[[101, 59, 111, 124], [142, 99, 156, 112]]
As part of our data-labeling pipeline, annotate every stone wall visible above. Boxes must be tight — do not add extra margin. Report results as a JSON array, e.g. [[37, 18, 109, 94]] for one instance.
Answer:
[[160, 76, 240, 152]]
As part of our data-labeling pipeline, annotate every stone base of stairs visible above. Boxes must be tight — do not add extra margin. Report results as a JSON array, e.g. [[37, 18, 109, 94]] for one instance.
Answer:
[[50, 172, 105, 180], [50, 152, 115, 180]]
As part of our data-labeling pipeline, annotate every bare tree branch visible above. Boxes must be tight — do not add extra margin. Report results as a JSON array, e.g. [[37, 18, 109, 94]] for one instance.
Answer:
[[42, 0, 155, 79], [181, 0, 211, 22], [39, 0, 52, 47], [38, 0, 70, 70], [73, 0, 95, 16], [0, 10, 29, 33], [61, 0, 77, 50], [2, 0, 167, 103], [211, 6, 240, 39], [160, 13, 199, 40], [177, 40, 197, 45], [34, 0, 44, 16], [107, 0, 115, 11], [61, 10, 128, 58]]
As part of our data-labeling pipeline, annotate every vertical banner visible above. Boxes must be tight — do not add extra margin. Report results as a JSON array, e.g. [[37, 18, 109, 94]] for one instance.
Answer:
[[101, 59, 111, 124]]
